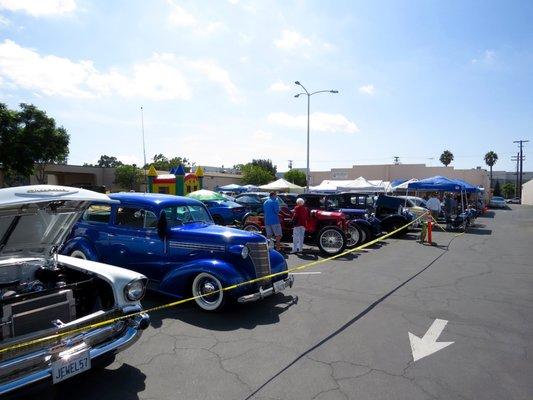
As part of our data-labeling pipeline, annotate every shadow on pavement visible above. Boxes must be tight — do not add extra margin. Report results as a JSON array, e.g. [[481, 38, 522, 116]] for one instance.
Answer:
[[467, 227, 493, 235], [480, 211, 495, 218], [145, 292, 298, 331], [6, 363, 146, 400]]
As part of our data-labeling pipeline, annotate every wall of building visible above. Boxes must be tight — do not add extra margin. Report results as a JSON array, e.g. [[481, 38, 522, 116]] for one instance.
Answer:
[[310, 163, 490, 188], [202, 172, 243, 190], [522, 180, 533, 206]]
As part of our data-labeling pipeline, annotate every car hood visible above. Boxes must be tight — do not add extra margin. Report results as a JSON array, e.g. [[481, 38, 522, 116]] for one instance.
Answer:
[[0, 185, 115, 260], [169, 222, 266, 245]]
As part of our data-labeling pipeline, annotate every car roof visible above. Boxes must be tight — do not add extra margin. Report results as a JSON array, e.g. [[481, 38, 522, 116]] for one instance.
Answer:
[[237, 192, 270, 197], [109, 192, 203, 207]]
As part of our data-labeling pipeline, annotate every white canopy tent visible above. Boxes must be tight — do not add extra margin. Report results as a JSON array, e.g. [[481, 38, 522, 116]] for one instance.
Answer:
[[337, 177, 386, 193], [259, 178, 305, 193], [309, 180, 353, 192]]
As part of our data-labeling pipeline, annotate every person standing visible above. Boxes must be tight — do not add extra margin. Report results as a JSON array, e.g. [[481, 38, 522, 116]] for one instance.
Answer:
[[426, 193, 441, 219], [263, 192, 282, 251], [291, 198, 309, 254]]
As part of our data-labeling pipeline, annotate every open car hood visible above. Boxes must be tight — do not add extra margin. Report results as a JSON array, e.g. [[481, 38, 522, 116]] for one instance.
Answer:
[[0, 185, 116, 260]]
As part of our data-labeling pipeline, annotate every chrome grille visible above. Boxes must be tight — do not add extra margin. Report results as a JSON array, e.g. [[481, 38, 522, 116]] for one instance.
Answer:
[[247, 241, 271, 286]]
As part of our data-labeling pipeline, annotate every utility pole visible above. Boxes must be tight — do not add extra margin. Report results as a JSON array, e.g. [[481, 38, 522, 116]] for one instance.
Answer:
[[513, 140, 529, 203], [393, 156, 400, 165], [511, 153, 519, 198]]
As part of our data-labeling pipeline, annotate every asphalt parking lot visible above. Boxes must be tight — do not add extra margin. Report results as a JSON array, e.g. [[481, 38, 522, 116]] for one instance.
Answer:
[[21, 206, 533, 400]]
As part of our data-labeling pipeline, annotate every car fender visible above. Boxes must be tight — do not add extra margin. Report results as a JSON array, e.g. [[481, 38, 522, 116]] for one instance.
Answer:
[[380, 214, 409, 230], [61, 237, 100, 261], [158, 258, 246, 297]]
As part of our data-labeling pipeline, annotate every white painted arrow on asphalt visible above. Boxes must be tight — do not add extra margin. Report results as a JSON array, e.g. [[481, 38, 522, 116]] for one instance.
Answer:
[[408, 319, 454, 362]]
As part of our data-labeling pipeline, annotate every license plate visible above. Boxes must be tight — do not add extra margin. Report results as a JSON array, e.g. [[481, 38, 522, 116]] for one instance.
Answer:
[[52, 347, 91, 384], [273, 280, 287, 293]]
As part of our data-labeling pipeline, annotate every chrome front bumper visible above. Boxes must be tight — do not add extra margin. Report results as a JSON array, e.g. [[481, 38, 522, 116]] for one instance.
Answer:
[[237, 275, 294, 303], [0, 313, 150, 396]]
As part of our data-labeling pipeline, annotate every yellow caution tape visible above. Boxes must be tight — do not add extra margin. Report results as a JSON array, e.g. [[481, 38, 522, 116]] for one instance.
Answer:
[[0, 213, 429, 355]]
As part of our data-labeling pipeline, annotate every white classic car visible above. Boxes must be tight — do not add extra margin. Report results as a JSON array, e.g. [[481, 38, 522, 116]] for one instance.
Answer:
[[0, 185, 150, 395]]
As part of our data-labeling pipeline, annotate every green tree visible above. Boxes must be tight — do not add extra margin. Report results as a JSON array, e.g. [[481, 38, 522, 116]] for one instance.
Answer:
[[439, 150, 454, 167], [493, 180, 501, 197], [501, 182, 515, 199], [251, 159, 277, 176], [284, 169, 307, 186], [241, 164, 275, 185], [0, 103, 70, 183], [0, 104, 20, 182], [97, 155, 123, 168], [115, 164, 144, 191], [145, 154, 193, 172], [484, 151, 498, 188]]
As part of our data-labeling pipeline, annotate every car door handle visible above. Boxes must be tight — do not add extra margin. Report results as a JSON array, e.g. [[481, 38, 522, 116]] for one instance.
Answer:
[[108, 233, 116, 237]]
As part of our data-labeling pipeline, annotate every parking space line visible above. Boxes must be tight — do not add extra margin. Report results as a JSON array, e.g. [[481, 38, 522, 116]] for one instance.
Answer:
[[290, 272, 322, 275]]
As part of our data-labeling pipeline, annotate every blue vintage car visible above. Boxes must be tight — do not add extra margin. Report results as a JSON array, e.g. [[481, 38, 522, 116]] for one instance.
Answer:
[[202, 199, 246, 225], [61, 193, 293, 312]]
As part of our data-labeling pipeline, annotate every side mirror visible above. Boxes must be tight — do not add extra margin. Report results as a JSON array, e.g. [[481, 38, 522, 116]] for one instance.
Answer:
[[157, 211, 169, 239]]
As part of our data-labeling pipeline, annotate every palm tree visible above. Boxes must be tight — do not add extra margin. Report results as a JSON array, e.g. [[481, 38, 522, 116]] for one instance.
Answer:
[[439, 150, 454, 167], [484, 151, 498, 188]]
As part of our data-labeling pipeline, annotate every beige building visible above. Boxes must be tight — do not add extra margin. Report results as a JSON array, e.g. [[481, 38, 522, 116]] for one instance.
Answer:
[[522, 180, 533, 206], [310, 163, 490, 189], [1, 164, 243, 192]]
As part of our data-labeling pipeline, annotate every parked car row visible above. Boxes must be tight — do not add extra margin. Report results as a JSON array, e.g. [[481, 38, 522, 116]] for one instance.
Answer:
[[238, 193, 417, 256], [0, 186, 294, 396], [8, 184, 490, 395]]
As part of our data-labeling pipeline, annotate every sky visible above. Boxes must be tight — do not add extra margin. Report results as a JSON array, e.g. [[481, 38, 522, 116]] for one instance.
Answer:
[[0, 0, 531, 173]]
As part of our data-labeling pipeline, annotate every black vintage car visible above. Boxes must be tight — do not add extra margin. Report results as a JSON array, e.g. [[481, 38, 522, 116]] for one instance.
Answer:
[[373, 195, 415, 234], [234, 192, 288, 215]]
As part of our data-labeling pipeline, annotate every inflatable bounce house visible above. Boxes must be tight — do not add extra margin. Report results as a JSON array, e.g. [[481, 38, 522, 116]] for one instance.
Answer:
[[147, 165, 204, 195]]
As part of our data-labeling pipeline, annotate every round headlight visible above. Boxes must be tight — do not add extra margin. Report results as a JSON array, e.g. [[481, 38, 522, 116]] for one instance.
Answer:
[[241, 245, 249, 259], [364, 213, 369, 219], [124, 279, 146, 301]]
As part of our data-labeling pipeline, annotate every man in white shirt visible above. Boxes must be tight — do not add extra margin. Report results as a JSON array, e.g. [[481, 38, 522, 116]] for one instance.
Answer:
[[426, 193, 441, 219]]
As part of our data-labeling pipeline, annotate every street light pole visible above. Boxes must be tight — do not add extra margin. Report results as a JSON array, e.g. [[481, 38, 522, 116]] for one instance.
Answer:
[[294, 81, 338, 192], [306, 93, 310, 192]]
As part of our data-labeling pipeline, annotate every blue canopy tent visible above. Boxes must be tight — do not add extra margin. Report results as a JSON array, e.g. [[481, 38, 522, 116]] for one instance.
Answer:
[[452, 179, 480, 193], [407, 176, 463, 192], [407, 176, 479, 227]]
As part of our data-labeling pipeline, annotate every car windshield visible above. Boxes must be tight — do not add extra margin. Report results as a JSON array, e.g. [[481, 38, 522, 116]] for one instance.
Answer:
[[492, 197, 504, 201], [163, 204, 213, 227], [0, 208, 81, 255]]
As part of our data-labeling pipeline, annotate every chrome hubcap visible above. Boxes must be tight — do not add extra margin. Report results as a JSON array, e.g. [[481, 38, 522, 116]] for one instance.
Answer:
[[320, 230, 344, 253]]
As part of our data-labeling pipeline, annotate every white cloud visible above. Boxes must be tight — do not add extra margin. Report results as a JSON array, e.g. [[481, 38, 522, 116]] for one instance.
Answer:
[[0, 40, 191, 100], [358, 84, 375, 95], [167, 1, 224, 36], [0, 14, 10, 26], [0, 40, 241, 102], [187, 59, 243, 102], [274, 30, 311, 51], [269, 81, 291, 92], [0, 0, 76, 17], [472, 50, 496, 65], [268, 112, 359, 133]]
